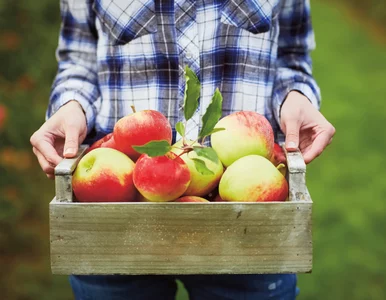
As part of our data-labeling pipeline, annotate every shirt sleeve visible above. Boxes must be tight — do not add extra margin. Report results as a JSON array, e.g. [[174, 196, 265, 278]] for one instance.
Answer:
[[272, 0, 321, 126], [46, 0, 99, 134]]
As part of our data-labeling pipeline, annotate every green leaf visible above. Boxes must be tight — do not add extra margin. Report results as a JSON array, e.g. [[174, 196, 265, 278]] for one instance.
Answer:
[[183, 66, 201, 121], [193, 146, 219, 163], [199, 88, 223, 138], [175, 121, 185, 137], [191, 158, 215, 175], [207, 127, 226, 135], [132, 140, 172, 157]]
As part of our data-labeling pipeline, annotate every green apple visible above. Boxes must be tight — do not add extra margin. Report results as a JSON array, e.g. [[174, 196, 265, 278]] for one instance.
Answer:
[[219, 155, 288, 202], [211, 111, 274, 167], [171, 139, 224, 197]]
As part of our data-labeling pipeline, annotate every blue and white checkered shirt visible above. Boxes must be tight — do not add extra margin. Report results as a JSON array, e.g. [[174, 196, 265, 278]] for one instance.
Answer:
[[47, 0, 320, 141]]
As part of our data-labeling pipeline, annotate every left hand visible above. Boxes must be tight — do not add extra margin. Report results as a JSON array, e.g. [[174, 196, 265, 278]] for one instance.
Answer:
[[280, 90, 335, 164]]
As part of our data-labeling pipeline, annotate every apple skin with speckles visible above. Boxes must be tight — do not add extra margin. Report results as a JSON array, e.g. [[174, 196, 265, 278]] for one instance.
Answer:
[[72, 148, 137, 202], [211, 111, 274, 167], [87, 110, 172, 162], [219, 155, 288, 202], [133, 152, 191, 202]]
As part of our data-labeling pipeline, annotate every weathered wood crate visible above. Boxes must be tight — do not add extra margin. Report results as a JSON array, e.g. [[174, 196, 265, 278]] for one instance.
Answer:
[[50, 145, 312, 275]]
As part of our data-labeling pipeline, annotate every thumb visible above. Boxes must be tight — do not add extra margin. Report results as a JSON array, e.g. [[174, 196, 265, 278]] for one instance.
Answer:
[[63, 126, 80, 158], [283, 120, 300, 151]]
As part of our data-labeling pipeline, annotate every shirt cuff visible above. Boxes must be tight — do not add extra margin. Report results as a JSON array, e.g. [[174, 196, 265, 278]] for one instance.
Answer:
[[273, 82, 320, 126], [48, 91, 96, 134]]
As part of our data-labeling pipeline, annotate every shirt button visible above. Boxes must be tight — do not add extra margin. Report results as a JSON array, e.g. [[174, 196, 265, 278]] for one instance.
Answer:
[[186, 51, 193, 59]]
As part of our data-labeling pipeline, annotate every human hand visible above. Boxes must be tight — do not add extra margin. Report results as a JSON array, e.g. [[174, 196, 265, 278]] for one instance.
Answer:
[[280, 91, 335, 164], [30, 101, 87, 179]]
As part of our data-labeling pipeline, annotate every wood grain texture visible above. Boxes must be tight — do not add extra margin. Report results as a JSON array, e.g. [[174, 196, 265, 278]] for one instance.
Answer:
[[283, 148, 310, 202], [54, 145, 89, 202], [284, 148, 306, 174], [55, 145, 89, 175], [50, 201, 312, 275]]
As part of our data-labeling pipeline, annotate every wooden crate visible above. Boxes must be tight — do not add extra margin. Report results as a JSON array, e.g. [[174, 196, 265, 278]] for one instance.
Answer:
[[50, 145, 312, 275]]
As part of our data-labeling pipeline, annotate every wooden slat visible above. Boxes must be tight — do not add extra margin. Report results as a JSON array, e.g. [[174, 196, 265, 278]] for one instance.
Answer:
[[283, 148, 310, 202], [284, 148, 306, 174], [50, 201, 312, 275], [54, 145, 89, 202], [55, 145, 89, 175]]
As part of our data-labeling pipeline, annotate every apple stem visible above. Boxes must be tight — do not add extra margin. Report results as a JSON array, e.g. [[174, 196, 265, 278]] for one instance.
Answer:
[[176, 148, 190, 158], [190, 139, 200, 147], [182, 120, 188, 146], [130, 105, 136, 113], [277, 163, 286, 170]]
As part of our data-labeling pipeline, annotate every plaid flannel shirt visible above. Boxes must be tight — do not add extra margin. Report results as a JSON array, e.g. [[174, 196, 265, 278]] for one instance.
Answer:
[[47, 0, 321, 142]]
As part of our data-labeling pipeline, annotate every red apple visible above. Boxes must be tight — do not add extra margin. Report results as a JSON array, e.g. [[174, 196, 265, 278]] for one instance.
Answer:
[[270, 143, 286, 166], [86, 133, 115, 154], [72, 148, 137, 202], [205, 187, 219, 201], [211, 111, 274, 167], [213, 194, 224, 202], [219, 155, 288, 202], [174, 196, 209, 202], [270, 143, 287, 176], [133, 152, 191, 202], [113, 110, 172, 161]]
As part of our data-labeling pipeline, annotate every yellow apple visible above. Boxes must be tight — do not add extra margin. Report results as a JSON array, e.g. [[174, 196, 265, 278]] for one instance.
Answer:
[[211, 111, 274, 167], [219, 155, 288, 202], [171, 139, 224, 197]]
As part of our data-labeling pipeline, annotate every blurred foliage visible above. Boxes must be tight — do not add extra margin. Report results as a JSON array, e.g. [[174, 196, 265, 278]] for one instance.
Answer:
[[0, 0, 71, 299], [0, 0, 385, 299], [338, 0, 386, 29]]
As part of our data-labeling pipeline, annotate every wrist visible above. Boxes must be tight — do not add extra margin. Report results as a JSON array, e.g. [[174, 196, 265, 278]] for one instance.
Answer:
[[66, 100, 86, 115], [280, 90, 311, 114]]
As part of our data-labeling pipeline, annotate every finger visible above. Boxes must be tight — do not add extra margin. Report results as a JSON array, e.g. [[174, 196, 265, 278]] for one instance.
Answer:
[[33, 147, 55, 175], [302, 131, 333, 164], [63, 125, 80, 158], [283, 120, 300, 151], [33, 139, 63, 166]]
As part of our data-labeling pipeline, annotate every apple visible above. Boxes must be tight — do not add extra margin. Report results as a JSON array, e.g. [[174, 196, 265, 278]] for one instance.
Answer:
[[270, 143, 287, 177], [219, 155, 288, 202], [133, 152, 191, 202], [135, 193, 152, 202], [113, 110, 172, 161], [86, 133, 115, 154], [205, 187, 219, 201], [213, 194, 224, 202], [174, 196, 209, 202], [171, 140, 224, 197], [211, 111, 274, 167], [72, 148, 137, 202]]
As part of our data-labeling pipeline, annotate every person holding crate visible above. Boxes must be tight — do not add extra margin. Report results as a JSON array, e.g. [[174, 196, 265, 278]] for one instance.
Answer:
[[30, 0, 335, 299]]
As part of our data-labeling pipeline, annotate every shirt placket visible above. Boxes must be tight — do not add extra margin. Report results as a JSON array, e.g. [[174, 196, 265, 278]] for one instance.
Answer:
[[175, 0, 201, 141]]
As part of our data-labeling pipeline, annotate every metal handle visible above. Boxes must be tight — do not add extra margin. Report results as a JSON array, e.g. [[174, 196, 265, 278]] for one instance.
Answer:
[[283, 147, 311, 202], [54, 145, 89, 202]]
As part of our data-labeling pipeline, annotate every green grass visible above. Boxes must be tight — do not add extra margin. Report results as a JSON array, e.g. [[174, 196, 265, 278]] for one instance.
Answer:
[[296, 1, 386, 299]]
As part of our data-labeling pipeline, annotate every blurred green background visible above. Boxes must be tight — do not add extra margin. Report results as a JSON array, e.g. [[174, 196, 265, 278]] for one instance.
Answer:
[[1, 0, 385, 299]]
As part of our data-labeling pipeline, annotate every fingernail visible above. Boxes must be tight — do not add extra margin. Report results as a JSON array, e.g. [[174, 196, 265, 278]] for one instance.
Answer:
[[64, 148, 75, 156], [287, 142, 296, 149]]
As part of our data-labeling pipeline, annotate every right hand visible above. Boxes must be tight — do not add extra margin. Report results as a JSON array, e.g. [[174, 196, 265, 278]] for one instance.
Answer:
[[30, 100, 87, 179]]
